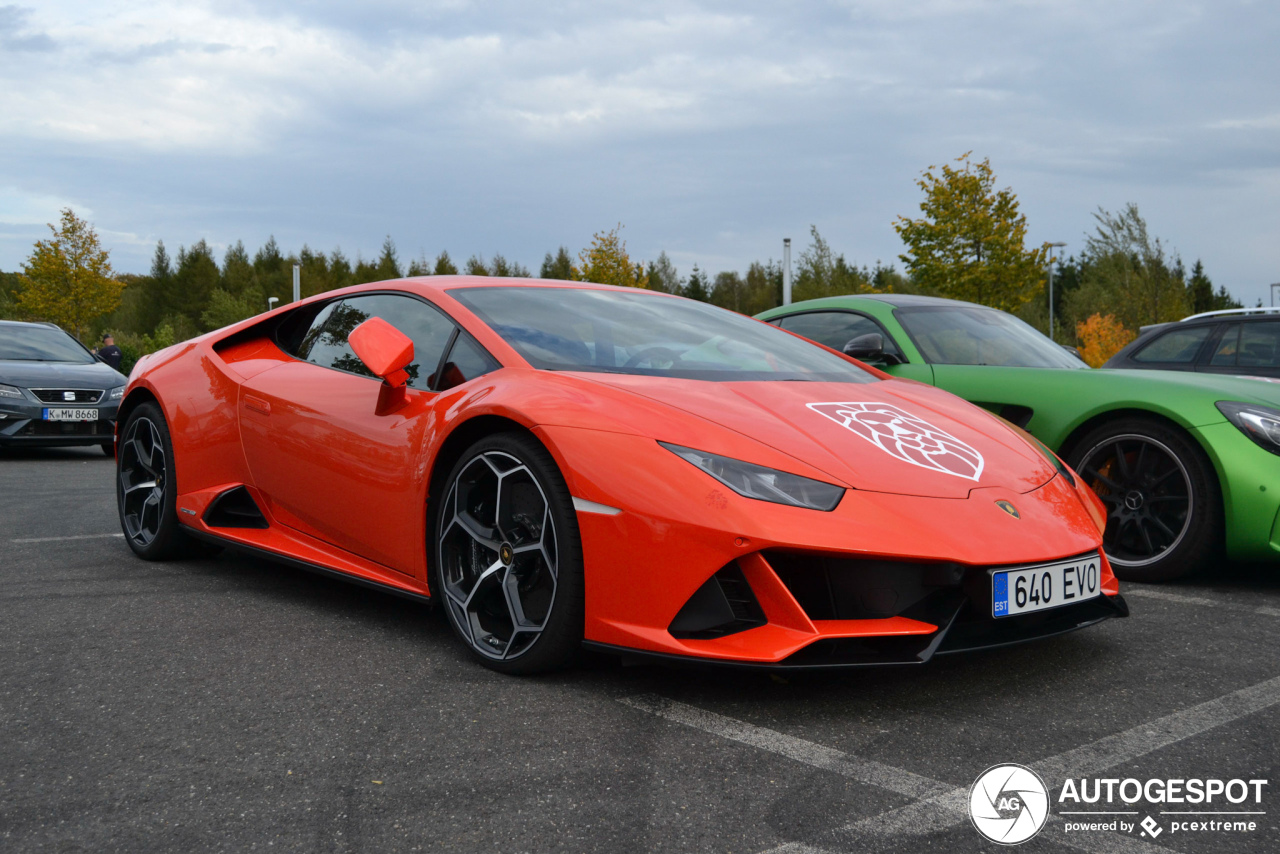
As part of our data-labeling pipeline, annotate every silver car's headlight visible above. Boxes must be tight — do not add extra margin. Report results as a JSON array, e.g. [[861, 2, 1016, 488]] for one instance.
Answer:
[[0, 383, 24, 399], [660, 442, 844, 511], [1217, 401, 1280, 456], [108, 386, 125, 400]]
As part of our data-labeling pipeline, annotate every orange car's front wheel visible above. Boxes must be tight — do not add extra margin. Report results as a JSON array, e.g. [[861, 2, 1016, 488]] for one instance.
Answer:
[[433, 432, 584, 674]]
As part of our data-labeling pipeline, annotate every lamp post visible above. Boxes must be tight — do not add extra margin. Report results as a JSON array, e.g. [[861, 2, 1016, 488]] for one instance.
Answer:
[[267, 297, 279, 312], [1046, 242, 1067, 341], [783, 238, 792, 305], [1270, 283, 1280, 307]]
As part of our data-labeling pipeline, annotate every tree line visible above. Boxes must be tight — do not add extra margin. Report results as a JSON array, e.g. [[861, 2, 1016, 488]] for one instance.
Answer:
[[0, 154, 1243, 373]]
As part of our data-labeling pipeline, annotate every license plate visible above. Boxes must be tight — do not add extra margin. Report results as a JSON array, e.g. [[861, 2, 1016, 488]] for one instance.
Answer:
[[992, 554, 1102, 618], [43, 408, 98, 422]]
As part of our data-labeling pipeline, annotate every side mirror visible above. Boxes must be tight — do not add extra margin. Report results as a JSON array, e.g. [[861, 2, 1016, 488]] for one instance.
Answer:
[[1061, 344, 1086, 363], [844, 332, 891, 363], [349, 317, 414, 387]]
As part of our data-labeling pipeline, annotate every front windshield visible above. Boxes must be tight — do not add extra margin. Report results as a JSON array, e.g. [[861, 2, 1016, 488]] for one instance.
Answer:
[[450, 286, 877, 382], [0, 325, 95, 363], [896, 306, 1088, 369]]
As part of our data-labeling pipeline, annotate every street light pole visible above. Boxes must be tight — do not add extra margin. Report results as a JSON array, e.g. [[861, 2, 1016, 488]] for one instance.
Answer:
[[1047, 242, 1067, 340], [783, 238, 792, 305], [267, 297, 279, 312]]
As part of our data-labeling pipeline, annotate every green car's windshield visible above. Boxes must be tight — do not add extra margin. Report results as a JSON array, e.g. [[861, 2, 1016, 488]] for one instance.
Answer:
[[896, 306, 1088, 369], [450, 286, 877, 382]]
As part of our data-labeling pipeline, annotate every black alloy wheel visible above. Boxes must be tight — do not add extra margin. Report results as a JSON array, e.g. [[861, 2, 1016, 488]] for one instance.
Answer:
[[1068, 418, 1221, 582], [117, 402, 212, 560], [433, 433, 584, 674]]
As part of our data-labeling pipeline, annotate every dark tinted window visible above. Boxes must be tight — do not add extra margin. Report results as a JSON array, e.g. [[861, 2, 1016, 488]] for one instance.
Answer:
[[778, 311, 902, 358], [299, 294, 456, 390], [435, 333, 500, 391], [450, 286, 877, 383], [0, 325, 94, 363], [1210, 325, 1241, 366], [896, 306, 1086, 369], [1238, 322, 1280, 367], [1133, 326, 1211, 363]]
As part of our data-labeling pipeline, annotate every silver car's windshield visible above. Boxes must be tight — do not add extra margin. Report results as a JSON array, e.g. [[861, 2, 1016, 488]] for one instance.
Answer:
[[897, 306, 1088, 369]]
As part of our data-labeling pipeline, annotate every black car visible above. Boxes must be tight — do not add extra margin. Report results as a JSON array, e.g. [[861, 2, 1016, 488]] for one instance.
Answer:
[[1103, 308, 1280, 379], [0, 320, 128, 454]]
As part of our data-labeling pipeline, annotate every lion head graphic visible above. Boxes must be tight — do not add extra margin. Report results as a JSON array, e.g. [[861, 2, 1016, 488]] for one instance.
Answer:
[[807, 401, 985, 481]]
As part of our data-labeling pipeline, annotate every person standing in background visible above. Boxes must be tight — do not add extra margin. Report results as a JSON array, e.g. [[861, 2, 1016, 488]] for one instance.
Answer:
[[96, 333, 122, 371]]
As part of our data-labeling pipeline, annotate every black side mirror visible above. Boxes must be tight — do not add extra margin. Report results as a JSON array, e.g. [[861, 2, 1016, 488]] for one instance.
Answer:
[[843, 332, 900, 365], [1060, 344, 1086, 363]]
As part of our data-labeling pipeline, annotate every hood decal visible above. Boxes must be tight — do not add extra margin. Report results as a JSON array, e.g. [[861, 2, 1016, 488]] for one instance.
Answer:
[[807, 401, 985, 482]]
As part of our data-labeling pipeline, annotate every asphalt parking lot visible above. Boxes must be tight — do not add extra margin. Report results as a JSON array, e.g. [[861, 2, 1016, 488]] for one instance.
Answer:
[[2, 448, 1278, 853]]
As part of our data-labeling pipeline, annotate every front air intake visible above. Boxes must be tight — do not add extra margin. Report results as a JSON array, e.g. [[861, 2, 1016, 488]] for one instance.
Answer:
[[668, 562, 766, 639], [203, 486, 269, 529]]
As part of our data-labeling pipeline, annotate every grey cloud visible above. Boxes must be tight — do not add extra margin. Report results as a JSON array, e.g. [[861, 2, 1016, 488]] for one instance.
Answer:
[[0, 4, 55, 51]]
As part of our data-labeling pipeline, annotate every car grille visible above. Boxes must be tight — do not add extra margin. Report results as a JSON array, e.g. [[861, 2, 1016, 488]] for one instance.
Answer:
[[30, 389, 105, 404], [17, 420, 114, 437]]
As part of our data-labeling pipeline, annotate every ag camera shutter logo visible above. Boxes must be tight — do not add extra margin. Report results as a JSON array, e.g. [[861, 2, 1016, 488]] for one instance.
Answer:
[[969, 764, 1050, 845]]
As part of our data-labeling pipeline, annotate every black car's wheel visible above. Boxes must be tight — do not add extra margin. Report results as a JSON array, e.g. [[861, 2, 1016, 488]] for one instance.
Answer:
[[117, 402, 207, 560], [433, 432, 584, 674], [1067, 418, 1221, 582]]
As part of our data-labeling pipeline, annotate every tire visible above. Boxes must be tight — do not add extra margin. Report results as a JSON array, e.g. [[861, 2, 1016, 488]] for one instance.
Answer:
[[1066, 417, 1221, 582], [116, 402, 209, 560], [432, 432, 584, 674]]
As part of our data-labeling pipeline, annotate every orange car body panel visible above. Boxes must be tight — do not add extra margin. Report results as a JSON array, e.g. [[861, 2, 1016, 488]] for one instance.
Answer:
[[122, 277, 1123, 666]]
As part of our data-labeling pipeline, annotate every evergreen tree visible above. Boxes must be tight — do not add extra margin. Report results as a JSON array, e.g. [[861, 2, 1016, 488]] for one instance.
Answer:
[[710, 271, 745, 311], [683, 264, 709, 301], [793, 226, 871, 301], [173, 240, 221, 328], [374, 236, 402, 281], [1187, 259, 1214, 315], [329, 249, 354, 289], [490, 254, 531, 277], [464, 255, 490, 276], [540, 246, 574, 280], [353, 256, 380, 284], [645, 251, 680, 294], [222, 241, 255, 296], [434, 251, 458, 275], [253, 237, 291, 306], [744, 261, 782, 315]]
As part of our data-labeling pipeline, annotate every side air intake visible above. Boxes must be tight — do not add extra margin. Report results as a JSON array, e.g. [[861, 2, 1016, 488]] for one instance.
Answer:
[[668, 562, 766, 639], [203, 486, 269, 529]]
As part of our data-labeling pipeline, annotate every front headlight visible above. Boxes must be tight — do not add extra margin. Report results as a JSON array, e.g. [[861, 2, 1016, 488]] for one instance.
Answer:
[[660, 442, 845, 511], [108, 386, 125, 401], [1217, 401, 1280, 456], [0, 383, 24, 399]]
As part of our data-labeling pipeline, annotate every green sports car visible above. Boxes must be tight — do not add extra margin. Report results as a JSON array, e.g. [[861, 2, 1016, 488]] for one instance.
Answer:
[[758, 294, 1280, 581]]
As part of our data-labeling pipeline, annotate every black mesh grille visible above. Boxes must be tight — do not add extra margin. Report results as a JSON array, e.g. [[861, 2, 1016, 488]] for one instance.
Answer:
[[765, 550, 967, 623], [31, 389, 104, 403], [668, 562, 766, 640]]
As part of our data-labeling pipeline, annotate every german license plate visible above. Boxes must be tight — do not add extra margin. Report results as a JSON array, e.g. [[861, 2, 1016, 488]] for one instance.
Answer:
[[992, 554, 1101, 618], [43, 408, 98, 422]]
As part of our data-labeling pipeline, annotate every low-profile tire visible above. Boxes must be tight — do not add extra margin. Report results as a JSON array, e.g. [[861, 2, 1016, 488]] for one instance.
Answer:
[[432, 432, 584, 674], [1066, 417, 1222, 582], [116, 401, 209, 560]]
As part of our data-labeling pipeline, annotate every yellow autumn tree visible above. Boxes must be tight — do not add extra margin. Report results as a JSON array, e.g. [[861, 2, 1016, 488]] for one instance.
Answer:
[[894, 152, 1047, 312], [573, 224, 648, 288], [1076, 313, 1136, 367], [17, 208, 123, 342]]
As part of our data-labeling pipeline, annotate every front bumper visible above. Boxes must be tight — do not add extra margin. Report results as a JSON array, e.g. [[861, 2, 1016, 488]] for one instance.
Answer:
[[0, 397, 119, 447], [1191, 422, 1280, 561]]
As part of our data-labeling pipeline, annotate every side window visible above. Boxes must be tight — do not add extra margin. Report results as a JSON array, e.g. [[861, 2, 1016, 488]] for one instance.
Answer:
[[1237, 322, 1280, 367], [282, 301, 338, 359], [434, 333, 500, 391], [778, 311, 903, 358], [1132, 326, 1211, 363], [1210, 324, 1241, 366], [304, 293, 457, 390]]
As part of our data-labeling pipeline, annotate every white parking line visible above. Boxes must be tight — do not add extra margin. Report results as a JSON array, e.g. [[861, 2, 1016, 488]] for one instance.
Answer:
[[617, 694, 950, 800], [624, 673, 1280, 853], [1124, 586, 1280, 618], [9, 533, 124, 543]]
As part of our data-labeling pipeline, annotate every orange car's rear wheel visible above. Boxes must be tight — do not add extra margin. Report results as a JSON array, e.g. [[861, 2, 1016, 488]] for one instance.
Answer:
[[433, 433, 584, 674]]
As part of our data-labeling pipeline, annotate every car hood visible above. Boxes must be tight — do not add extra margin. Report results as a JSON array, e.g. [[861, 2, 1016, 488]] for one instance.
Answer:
[[572, 373, 1057, 499], [0, 359, 127, 389]]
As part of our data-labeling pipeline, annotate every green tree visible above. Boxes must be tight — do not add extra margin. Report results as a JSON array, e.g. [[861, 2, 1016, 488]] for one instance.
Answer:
[[406, 254, 431, 276], [329, 249, 354, 289], [374, 236, 402, 281], [710, 271, 745, 311], [645, 251, 681, 294], [894, 153, 1047, 312], [490, 254, 531, 277], [793, 226, 871, 301], [254, 237, 291, 305], [574, 224, 648, 288], [201, 287, 264, 330], [222, 241, 256, 295], [433, 250, 458, 275], [743, 261, 782, 315], [464, 255, 490, 276], [173, 240, 221, 328], [540, 246, 574, 280], [1185, 259, 1239, 314], [0, 269, 22, 318], [683, 264, 709, 301], [16, 208, 123, 341]]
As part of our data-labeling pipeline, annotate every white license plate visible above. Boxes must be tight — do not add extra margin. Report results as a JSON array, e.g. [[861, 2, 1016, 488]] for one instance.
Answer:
[[43, 408, 98, 422], [992, 554, 1102, 618]]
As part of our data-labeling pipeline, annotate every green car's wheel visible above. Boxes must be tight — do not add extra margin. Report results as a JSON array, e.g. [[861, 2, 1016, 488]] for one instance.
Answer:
[[433, 432, 585, 674], [1068, 418, 1221, 582]]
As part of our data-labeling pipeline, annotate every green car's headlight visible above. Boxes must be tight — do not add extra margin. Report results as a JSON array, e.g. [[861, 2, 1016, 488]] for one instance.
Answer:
[[660, 442, 844, 511], [0, 383, 24, 399], [1217, 401, 1280, 456]]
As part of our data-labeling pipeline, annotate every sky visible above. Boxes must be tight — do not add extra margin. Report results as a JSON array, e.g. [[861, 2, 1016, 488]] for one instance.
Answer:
[[1, 1, 1277, 304]]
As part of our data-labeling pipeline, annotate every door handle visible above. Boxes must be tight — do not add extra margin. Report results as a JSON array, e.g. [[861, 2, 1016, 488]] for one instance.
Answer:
[[244, 394, 271, 415]]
